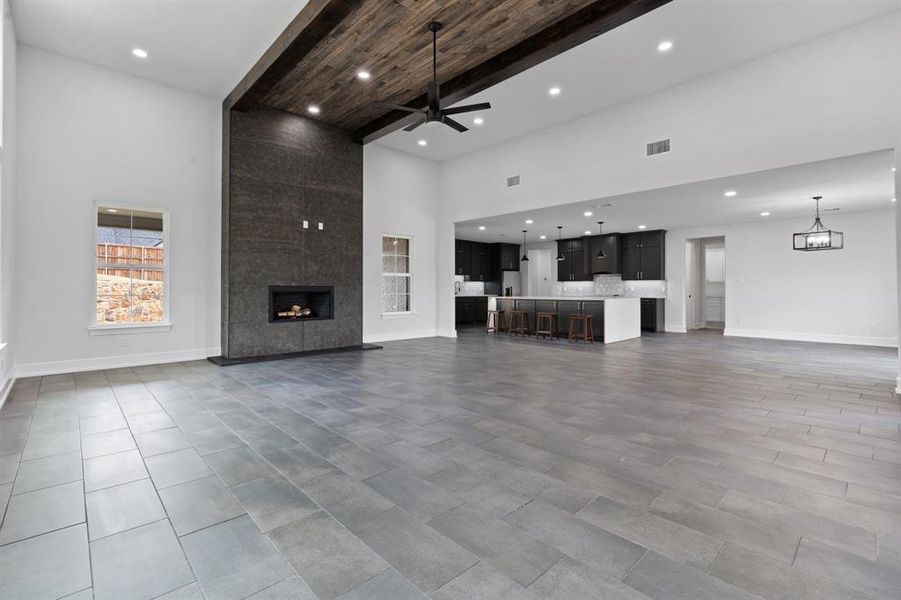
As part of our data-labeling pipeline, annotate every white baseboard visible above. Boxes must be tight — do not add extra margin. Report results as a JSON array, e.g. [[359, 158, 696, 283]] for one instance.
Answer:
[[437, 329, 458, 338], [724, 328, 897, 348], [363, 329, 439, 344], [664, 325, 687, 333], [15, 347, 221, 378]]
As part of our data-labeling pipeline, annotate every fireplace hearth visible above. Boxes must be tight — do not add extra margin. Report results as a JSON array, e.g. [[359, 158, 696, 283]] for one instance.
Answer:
[[269, 286, 333, 322]]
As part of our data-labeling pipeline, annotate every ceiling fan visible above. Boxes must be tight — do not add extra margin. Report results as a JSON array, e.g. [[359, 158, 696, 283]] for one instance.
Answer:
[[378, 22, 491, 133]]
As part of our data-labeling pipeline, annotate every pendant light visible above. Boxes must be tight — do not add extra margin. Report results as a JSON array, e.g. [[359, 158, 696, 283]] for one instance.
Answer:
[[520, 230, 529, 262], [555, 226, 565, 261], [793, 196, 843, 251], [595, 221, 606, 258]]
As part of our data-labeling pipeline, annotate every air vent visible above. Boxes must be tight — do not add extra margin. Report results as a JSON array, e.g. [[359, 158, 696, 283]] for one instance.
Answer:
[[506, 175, 521, 188], [646, 138, 671, 156]]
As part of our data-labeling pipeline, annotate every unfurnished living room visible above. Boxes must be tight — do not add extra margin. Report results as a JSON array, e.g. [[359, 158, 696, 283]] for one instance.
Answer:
[[0, 1, 900, 599]]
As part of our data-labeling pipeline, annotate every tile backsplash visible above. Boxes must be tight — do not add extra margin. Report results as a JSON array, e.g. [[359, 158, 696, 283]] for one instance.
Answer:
[[454, 276, 486, 296], [552, 275, 666, 298]]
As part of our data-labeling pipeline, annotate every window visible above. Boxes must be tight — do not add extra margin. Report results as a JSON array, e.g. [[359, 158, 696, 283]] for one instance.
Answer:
[[94, 204, 167, 326], [381, 235, 411, 314]]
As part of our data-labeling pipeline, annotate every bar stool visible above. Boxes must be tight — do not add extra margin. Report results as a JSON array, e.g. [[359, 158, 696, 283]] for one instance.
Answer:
[[568, 314, 594, 344], [509, 310, 530, 337], [535, 312, 558, 340], [486, 310, 507, 334]]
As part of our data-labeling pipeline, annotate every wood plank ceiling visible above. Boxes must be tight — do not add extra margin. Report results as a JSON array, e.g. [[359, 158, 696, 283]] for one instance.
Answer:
[[228, 0, 671, 143]]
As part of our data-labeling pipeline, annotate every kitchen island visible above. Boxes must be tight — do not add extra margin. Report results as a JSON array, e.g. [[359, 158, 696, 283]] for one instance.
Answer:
[[488, 296, 640, 343]]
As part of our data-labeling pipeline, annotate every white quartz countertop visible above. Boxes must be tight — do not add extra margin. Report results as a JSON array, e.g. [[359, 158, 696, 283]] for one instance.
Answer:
[[493, 296, 636, 301]]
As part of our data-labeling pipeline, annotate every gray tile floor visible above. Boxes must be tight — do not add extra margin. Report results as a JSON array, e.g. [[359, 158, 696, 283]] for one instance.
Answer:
[[1, 329, 900, 599]]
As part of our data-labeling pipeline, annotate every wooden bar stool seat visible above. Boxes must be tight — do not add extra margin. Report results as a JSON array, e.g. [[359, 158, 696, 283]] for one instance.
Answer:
[[509, 310, 530, 337], [568, 314, 594, 344], [535, 312, 558, 340], [486, 310, 507, 334]]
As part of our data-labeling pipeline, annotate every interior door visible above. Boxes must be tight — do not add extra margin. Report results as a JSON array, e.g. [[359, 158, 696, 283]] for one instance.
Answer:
[[528, 249, 553, 296]]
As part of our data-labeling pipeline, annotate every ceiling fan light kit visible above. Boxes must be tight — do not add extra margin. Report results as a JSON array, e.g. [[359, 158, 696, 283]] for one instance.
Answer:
[[378, 22, 492, 134]]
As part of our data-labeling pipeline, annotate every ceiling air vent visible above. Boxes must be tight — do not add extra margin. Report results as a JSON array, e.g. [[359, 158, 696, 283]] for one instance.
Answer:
[[646, 138, 671, 156], [506, 175, 521, 188]]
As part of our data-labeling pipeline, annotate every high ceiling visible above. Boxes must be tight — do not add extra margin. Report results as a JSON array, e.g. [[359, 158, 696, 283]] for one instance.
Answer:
[[455, 150, 897, 243], [10, 0, 306, 98], [379, 0, 901, 161]]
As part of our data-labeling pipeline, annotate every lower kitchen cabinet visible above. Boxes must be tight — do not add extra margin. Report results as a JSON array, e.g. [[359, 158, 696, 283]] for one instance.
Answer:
[[455, 296, 489, 324], [640, 298, 665, 332]]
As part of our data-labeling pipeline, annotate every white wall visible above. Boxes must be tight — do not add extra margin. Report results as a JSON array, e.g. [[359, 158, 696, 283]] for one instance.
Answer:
[[665, 210, 897, 347], [436, 13, 901, 335], [0, 0, 16, 401], [363, 144, 441, 342], [15, 47, 221, 375]]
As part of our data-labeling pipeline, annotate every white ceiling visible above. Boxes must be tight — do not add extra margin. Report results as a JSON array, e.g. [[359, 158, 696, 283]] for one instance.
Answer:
[[455, 150, 897, 243], [10, 0, 306, 99], [378, 0, 901, 161]]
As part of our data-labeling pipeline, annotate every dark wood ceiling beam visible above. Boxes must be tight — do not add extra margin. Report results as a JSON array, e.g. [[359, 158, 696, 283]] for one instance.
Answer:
[[225, 0, 358, 111], [352, 0, 672, 144]]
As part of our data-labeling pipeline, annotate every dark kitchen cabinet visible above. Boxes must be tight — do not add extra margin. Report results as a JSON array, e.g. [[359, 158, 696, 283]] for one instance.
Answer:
[[497, 298, 515, 321], [641, 298, 665, 332], [556, 239, 590, 282], [556, 300, 581, 335], [470, 243, 490, 281], [496, 243, 520, 271], [586, 234, 621, 275], [621, 230, 666, 280], [581, 301, 605, 338], [455, 296, 489, 324], [455, 240, 471, 276]]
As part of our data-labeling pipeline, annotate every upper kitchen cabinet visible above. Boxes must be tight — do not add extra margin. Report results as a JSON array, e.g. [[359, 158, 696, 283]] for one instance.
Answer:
[[455, 239, 493, 280], [455, 240, 471, 276], [587, 234, 620, 275], [470, 242, 490, 281], [621, 230, 666, 280], [492, 242, 520, 275], [557, 238, 590, 281]]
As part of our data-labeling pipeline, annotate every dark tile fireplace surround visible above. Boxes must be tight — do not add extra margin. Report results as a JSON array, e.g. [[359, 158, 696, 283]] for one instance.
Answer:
[[214, 106, 371, 363]]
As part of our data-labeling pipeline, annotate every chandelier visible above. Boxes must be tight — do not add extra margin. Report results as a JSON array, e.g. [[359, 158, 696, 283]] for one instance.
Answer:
[[793, 196, 843, 251]]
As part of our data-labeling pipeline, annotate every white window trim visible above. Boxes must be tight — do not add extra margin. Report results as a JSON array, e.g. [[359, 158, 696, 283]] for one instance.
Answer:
[[381, 233, 414, 317], [89, 200, 171, 333]]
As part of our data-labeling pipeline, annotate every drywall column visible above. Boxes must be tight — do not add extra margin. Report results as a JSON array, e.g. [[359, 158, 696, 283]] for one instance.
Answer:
[[896, 146, 901, 394]]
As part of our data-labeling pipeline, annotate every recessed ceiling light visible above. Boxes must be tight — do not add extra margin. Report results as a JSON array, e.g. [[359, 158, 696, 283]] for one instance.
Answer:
[[548, 86, 561, 96], [657, 40, 673, 53], [892, 198, 897, 203], [356, 70, 371, 80], [132, 48, 148, 59], [417, 139, 427, 147], [307, 105, 320, 115], [638, 224, 647, 230], [583, 211, 593, 217], [760, 211, 771, 216], [539, 235, 547, 240], [478, 225, 486, 230], [525, 219, 533, 224], [893, 167, 897, 172], [473, 117, 484, 125], [724, 190, 737, 197], [584, 230, 592, 235], [106, 208, 118, 213]]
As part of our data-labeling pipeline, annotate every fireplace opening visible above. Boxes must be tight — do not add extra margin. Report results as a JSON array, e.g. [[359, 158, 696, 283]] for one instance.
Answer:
[[269, 286, 334, 322]]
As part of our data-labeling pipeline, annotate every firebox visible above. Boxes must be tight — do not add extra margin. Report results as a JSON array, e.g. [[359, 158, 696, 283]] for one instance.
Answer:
[[268, 286, 334, 322]]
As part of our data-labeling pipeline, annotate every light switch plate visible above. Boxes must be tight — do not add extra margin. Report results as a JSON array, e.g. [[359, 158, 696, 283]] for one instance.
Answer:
[[318, 222, 324, 230], [303, 220, 309, 229]]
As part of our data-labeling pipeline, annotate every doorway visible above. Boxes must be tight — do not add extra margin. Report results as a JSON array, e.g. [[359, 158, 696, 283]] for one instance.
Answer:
[[685, 236, 726, 331]]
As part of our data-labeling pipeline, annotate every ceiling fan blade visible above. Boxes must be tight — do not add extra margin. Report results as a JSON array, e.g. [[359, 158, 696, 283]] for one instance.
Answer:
[[403, 118, 426, 132], [442, 116, 468, 133], [428, 81, 440, 112], [442, 102, 492, 116], [377, 102, 425, 114]]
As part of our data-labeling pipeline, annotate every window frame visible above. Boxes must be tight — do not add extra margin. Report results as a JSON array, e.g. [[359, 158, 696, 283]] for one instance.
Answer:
[[89, 200, 171, 334], [380, 233, 413, 317]]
